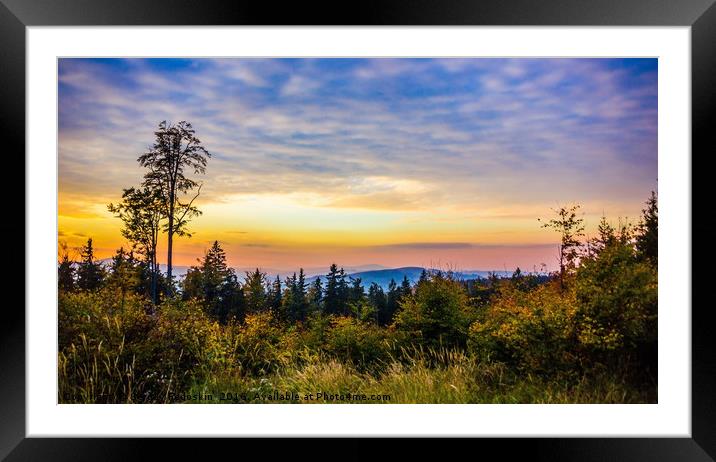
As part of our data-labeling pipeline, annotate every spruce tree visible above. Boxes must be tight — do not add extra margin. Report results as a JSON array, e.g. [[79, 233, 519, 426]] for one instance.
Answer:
[[289, 269, 309, 322], [323, 264, 340, 315], [58, 243, 75, 292], [181, 241, 243, 322], [384, 278, 400, 325], [244, 268, 268, 314], [337, 267, 349, 315], [307, 277, 323, 314], [107, 247, 140, 299], [76, 238, 105, 291], [636, 191, 658, 266], [349, 277, 365, 304], [400, 275, 412, 298], [367, 282, 386, 324], [268, 275, 283, 319]]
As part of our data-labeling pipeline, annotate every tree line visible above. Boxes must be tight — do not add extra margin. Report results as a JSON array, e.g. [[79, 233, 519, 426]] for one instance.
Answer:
[[58, 119, 658, 344], [57, 120, 659, 404], [59, 235, 420, 327]]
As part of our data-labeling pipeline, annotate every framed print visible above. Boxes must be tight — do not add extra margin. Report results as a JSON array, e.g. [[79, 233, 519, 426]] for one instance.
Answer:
[[3, 0, 713, 459]]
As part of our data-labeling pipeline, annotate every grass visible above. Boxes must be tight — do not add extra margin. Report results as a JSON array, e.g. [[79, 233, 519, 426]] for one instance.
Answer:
[[186, 348, 653, 404]]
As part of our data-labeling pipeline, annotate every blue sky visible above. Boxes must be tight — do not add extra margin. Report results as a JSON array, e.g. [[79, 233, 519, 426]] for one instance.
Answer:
[[58, 58, 657, 271]]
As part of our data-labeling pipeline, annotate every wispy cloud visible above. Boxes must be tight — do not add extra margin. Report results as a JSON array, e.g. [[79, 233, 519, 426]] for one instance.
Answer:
[[377, 242, 474, 250], [58, 58, 657, 270]]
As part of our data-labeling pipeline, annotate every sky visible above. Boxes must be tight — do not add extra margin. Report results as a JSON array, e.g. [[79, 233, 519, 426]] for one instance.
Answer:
[[58, 58, 657, 274]]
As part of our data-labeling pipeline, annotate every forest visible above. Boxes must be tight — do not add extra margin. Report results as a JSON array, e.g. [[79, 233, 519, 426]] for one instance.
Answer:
[[58, 121, 658, 404]]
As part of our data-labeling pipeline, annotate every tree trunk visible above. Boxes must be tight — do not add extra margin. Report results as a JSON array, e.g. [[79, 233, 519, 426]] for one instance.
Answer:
[[150, 252, 157, 305], [558, 244, 565, 292], [167, 189, 175, 294], [167, 225, 173, 292]]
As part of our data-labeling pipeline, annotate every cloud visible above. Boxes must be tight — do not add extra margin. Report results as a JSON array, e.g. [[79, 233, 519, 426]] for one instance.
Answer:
[[281, 75, 320, 97], [377, 242, 474, 250], [58, 57, 657, 230]]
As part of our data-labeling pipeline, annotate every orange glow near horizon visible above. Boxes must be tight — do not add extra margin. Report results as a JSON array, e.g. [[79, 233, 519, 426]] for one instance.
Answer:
[[59, 188, 647, 274], [58, 58, 657, 274]]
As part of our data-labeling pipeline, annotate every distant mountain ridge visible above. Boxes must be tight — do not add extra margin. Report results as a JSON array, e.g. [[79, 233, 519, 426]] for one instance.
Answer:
[[98, 260, 515, 290], [306, 267, 512, 290]]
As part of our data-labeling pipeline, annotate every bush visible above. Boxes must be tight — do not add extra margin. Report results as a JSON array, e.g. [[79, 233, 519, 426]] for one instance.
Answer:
[[58, 288, 155, 403], [234, 312, 288, 375], [574, 241, 657, 365], [145, 298, 231, 396], [468, 281, 577, 374], [324, 316, 391, 368], [394, 274, 471, 349]]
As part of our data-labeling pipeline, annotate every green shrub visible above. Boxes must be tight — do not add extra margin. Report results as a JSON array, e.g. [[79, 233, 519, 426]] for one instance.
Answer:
[[234, 312, 288, 375], [467, 281, 577, 374], [394, 274, 471, 349], [324, 316, 391, 368], [145, 298, 232, 396], [575, 242, 657, 353], [58, 288, 155, 402]]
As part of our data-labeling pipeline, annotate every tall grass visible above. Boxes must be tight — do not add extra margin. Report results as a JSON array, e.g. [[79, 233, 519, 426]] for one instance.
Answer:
[[187, 347, 651, 404], [58, 289, 656, 404]]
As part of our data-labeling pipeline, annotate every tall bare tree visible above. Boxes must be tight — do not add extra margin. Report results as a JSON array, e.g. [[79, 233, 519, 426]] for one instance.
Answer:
[[138, 121, 210, 291]]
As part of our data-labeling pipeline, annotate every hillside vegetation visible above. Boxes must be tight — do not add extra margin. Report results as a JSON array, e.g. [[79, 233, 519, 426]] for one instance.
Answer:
[[58, 121, 658, 404], [58, 194, 658, 404]]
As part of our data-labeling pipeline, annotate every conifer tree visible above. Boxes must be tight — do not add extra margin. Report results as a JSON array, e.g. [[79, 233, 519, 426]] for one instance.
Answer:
[[367, 282, 386, 324], [349, 277, 365, 304], [107, 247, 140, 303], [323, 264, 341, 315], [590, 216, 617, 256], [418, 268, 429, 284], [636, 191, 658, 266], [76, 238, 105, 291], [400, 275, 412, 299], [244, 268, 268, 314], [287, 269, 309, 322], [58, 242, 75, 292], [337, 267, 349, 314], [182, 241, 243, 322], [384, 278, 400, 325], [268, 275, 283, 319], [307, 277, 323, 313]]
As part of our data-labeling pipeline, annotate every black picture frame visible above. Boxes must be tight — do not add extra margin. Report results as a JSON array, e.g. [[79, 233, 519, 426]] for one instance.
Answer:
[[2, 0, 711, 459]]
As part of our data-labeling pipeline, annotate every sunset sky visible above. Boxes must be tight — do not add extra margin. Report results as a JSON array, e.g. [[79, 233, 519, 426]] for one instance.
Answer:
[[58, 58, 657, 274]]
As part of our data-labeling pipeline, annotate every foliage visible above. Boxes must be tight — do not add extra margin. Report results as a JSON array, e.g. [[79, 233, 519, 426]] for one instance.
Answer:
[[324, 316, 392, 367], [137, 120, 211, 286], [394, 273, 471, 349], [243, 268, 268, 315], [575, 238, 657, 354], [468, 281, 578, 373], [636, 191, 658, 266], [59, 192, 658, 404], [234, 312, 287, 375], [57, 241, 75, 293], [183, 241, 244, 323], [539, 205, 585, 289], [108, 187, 164, 302], [76, 238, 105, 291], [58, 289, 155, 403]]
